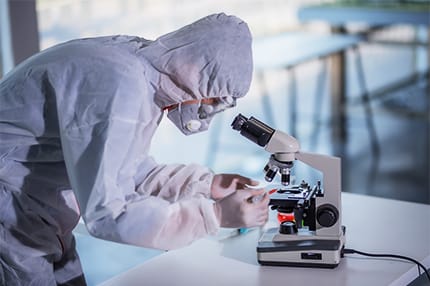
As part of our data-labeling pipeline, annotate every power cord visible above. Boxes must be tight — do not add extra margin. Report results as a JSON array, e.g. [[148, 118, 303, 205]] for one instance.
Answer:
[[343, 248, 430, 283]]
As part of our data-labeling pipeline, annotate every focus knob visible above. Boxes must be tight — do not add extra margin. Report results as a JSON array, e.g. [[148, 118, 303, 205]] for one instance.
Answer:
[[317, 204, 339, 227], [279, 221, 298, 234]]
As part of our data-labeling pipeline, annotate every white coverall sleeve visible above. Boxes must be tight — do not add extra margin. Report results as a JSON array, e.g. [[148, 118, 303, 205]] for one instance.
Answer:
[[62, 116, 219, 250], [58, 64, 220, 250]]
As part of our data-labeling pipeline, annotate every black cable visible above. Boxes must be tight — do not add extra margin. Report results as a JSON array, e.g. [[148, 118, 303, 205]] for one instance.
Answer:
[[343, 248, 430, 283]]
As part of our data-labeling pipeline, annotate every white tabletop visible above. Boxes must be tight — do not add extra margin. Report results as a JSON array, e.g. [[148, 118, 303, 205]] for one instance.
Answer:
[[252, 32, 361, 70], [298, 4, 430, 26], [100, 193, 430, 286]]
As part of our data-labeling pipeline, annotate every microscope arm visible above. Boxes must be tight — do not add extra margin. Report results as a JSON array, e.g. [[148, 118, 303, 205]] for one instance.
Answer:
[[265, 130, 300, 162], [295, 152, 342, 237]]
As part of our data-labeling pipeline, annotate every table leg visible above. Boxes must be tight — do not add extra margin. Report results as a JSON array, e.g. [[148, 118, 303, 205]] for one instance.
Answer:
[[427, 28, 429, 124], [329, 51, 347, 148], [330, 27, 348, 155]]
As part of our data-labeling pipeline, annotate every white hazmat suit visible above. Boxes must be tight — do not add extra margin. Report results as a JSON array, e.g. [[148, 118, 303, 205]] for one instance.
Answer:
[[0, 13, 262, 285]]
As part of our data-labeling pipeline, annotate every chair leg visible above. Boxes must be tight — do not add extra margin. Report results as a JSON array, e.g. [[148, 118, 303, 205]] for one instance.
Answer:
[[353, 46, 381, 157]]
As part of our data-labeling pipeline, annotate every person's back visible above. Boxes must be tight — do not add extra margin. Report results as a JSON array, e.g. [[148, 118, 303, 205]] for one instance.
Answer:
[[0, 13, 268, 285], [0, 34, 158, 285]]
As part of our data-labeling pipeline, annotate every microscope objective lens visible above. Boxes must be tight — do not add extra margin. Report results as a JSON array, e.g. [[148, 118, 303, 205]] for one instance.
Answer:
[[265, 169, 277, 182]]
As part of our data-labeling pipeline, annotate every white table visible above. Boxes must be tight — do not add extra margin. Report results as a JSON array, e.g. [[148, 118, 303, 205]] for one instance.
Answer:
[[100, 193, 430, 286], [298, 3, 430, 27], [253, 32, 361, 70], [298, 2, 430, 146]]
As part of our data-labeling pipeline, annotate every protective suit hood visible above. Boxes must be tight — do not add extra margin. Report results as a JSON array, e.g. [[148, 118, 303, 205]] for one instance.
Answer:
[[140, 13, 253, 108]]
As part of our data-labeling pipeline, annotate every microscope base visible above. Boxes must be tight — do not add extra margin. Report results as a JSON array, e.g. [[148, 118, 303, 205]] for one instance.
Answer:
[[257, 227, 346, 268]]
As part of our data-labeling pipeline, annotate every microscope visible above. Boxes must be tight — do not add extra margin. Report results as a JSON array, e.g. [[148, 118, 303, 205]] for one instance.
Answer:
[[231, 114, 345, 268]]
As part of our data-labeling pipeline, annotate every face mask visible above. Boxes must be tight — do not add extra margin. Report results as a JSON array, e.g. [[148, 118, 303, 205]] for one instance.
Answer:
[[166, 96, 236, 136], [167, 102, 213, 135]]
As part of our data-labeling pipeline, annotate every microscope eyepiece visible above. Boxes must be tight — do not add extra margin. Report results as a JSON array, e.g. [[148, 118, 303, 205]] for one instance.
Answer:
[[231, 114, 275, 147], [231, 113, 248, 131]]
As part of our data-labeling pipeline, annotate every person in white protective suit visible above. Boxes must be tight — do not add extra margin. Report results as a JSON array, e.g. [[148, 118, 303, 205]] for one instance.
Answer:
[[0, 13, 270, 285]]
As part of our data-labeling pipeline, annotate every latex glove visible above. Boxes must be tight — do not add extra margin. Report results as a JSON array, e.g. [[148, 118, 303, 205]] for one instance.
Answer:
[[213, 187, 270, 228], [210, 173, 259, 201]]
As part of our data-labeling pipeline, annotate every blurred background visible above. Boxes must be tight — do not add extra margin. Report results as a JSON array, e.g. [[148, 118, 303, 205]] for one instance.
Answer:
[[1, 0, 429, 285]]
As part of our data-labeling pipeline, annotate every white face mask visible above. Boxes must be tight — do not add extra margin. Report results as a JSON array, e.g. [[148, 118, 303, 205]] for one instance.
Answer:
[[167, 96, 236, 136], [167, 102, 211, 135]]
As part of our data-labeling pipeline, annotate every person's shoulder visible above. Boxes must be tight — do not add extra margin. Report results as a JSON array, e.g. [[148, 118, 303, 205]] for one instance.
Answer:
[[45, 36, 123, 60]]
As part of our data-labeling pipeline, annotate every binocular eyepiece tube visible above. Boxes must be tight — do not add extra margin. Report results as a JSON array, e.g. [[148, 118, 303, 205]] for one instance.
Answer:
[[231, 114, 275, 147], [232, 114, 294, 186]]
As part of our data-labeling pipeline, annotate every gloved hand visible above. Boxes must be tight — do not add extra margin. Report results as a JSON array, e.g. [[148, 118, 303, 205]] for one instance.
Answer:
[[213, 187, 270, 228], [210, 173, 259, 201]]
